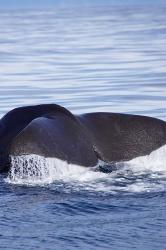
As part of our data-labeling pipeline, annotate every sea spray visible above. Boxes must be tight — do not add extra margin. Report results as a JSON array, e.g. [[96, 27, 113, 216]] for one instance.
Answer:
[[7, 154, 92, 185], [125, 144, 166, 173], [6, 145, 166, 193]]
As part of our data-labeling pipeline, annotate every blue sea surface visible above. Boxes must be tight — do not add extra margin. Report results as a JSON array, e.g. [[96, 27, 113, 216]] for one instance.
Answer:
[[0, 2, 166, 250]]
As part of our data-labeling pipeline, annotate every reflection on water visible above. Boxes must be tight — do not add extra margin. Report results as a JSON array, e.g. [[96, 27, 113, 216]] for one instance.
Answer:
[[0, 5, 166, 119]]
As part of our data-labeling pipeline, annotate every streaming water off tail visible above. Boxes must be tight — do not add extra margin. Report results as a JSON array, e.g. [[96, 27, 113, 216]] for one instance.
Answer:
[[7, 145, 166, 194]]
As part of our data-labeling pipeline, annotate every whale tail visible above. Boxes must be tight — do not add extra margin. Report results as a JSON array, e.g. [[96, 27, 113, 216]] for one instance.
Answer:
[[0, 104, 80, 172], [78, 112, 166, 163], [0, 104, 166, 173]]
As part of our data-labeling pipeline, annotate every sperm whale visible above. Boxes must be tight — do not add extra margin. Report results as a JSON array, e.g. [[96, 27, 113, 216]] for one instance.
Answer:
[[0, 104, 165, 173]]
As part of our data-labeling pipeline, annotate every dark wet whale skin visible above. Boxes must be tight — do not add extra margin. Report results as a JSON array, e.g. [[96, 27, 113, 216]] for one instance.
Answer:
[[0, 104, 165, 173], [0, 104, 76, 172]]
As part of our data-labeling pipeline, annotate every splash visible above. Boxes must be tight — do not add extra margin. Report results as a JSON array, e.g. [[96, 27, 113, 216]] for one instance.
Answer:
[[125, 144, 166, 173], [6, 145, 166, 194], [7, 154, 91, 185]]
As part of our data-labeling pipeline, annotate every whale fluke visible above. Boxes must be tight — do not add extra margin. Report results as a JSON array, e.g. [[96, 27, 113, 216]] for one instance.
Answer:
[[0, 104, 165, 173]]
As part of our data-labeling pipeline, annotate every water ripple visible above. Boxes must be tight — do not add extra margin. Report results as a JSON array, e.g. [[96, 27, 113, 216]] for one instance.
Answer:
[[0, 4, 166, 250]]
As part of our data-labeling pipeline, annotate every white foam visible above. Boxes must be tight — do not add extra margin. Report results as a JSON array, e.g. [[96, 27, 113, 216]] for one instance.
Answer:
[[7, 154, 91, 185], [6, 145, 166, 194], [124, 144, 166, 173]]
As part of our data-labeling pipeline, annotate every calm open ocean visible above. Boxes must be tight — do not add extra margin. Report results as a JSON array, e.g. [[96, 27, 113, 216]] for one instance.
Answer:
[[0, 2, 166, 250]]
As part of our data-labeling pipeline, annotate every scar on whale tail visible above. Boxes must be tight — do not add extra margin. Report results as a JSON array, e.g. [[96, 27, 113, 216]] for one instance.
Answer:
[[0, 104, 165, 173]]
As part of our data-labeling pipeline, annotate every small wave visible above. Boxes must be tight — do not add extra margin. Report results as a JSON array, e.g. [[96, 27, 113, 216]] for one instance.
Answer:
[[6, 145, 166, 194]]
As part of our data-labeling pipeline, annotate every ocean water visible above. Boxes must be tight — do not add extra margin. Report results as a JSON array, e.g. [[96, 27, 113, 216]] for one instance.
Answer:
[[0, 3, 166, 250]]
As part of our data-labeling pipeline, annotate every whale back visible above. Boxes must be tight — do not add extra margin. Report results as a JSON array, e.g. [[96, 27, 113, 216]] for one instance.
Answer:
[[78, 112, 166, 162]]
